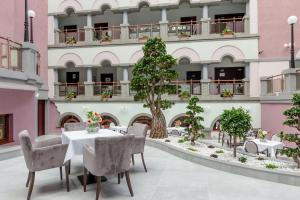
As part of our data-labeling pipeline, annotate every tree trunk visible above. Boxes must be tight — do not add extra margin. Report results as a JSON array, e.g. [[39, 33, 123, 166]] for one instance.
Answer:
[[233, 136, 237, 157], [190, 131, 196, 145], [150, 110, 167, 139], [293, 156, 300, 168]]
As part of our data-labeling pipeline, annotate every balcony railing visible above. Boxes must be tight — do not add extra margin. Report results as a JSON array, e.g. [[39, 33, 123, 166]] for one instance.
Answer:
[[58, 83, 85, 97], [93, 26, 121, 42], [168, 21, 202, 37], [209, 80, 245, 95], [129, 23, 160, 40], [93, 82, 121, 96], [0, 36, 22, 71], [59, 29, 85, 43], [266, 75, 285, 94], [210, 18, 244, 34], [169, 80, 202, 95]]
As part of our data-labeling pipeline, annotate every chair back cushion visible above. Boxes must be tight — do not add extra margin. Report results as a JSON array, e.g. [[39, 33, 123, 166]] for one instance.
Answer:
[[245, 141, 258, 154], [132, 123, 148, 137], [94, 135, 134, 175], [19, 130, 33, 170], [64, 122, 86, 131]]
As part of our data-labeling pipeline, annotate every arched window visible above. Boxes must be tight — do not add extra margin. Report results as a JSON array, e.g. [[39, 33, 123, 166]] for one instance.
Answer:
[[101, 114, 119, 128], [60, 115, 81, 127], [170, 115, 189, 127], [65, 7, 75, 16], [131, 115, 152, 129]]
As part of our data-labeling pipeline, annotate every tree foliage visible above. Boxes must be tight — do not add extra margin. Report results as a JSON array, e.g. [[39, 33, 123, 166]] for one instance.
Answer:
[[220, 107, 252, 157], [281, 93, 300, 168], [131, 37, 177, 138], [184, 96, 204, 145]]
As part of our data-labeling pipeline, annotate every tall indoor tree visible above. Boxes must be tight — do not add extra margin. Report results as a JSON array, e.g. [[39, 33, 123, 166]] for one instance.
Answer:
[[131, 37, 177, 138]]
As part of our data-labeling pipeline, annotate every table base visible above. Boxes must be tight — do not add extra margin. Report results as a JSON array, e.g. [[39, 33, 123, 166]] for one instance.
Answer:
[[77, 174, 107, 185]]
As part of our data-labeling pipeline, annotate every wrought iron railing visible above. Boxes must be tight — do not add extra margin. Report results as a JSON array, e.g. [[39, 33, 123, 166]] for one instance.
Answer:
[[266, 75, 285, 94], [210, 18, 244, 34], [168, 21, 202, 37], [93, 82, 121, 96], [93, 26, 121, 42], [59, 29, 85, 43], [169, 80, 202, 95], [58, 83, 85, 96], [129, 23, 160, 40], [0, 36, 22, 71], [209, 80, 246, 95]]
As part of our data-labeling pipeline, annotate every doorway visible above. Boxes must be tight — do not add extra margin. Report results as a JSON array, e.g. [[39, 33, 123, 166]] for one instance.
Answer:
[[66, 72, 79, 83], [37, 100, 45, 136], [186, 71, 201, 81], [101, 73, 113, 84], [215, 67, 245, 80]]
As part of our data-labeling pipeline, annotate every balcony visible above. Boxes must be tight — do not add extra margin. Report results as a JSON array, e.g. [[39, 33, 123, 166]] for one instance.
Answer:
[[0, 37, 22, 71], [58, 29, 85, 44], [210, 18, 245, 34]]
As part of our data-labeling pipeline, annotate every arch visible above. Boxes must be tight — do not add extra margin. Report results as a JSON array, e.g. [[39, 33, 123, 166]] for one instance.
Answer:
[[57, 112, 83, 128], [128, 113, 152, 128], [138, 0, 150, 9], [168, 113, 188, 127], [210, 116, 221, 131], [93, 51, 120, 66], [57, 53, 84, 67], [129, 50, 144, 64], [212, 45, 245, 62], [58, 0, 83, 13], [171, 47, 201, 63], [101, 112, 120, 128], [92, 0, 118, 10]]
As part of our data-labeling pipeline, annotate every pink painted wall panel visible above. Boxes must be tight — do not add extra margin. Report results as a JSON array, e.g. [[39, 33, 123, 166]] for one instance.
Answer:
[[49, 100, 61, 133], [0, 0, 48, 86], [258, 0, 300, 58], [0, 89, 36, 144], [261, 103, 298, 137]]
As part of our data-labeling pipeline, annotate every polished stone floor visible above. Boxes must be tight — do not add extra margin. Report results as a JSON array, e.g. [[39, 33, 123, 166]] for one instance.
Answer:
[[0, 146, 300, 200]]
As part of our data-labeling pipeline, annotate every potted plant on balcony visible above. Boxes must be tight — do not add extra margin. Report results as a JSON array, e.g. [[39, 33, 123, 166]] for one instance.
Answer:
[[65, 91, 76, 102], [139, 35, 149, 41], [101, 35, 112, 43], [221, 27, 234, 36], [65, 36, 77, 45], [178, 32, 190, 39], [220, 89, 234, 99], [179, 91, 191, 100], [101, 90, 112, 101]]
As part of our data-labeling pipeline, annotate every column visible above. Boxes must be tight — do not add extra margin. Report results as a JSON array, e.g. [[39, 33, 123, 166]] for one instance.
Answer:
[[283, 68, 297, 94], [123, 67, 129, 81], [201, 5, 210, 35], [201, 64, 210, 96], [54, 68, 58, 83], [260, 76, 270, 96], [121, 11, 129, 40], [159, 8, 168, 40], [120, 66, 130, 97], [243, 0, 250, 33], [84, 14, 94, 43], [53, 16, 60, 44], [243, 63, 250, 95], [249, 0, 258, 34], [85, 67, 94, 97], [22, 42, 38, 75]]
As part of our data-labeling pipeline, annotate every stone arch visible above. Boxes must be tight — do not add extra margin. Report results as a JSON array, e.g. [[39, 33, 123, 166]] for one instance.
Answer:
[[210, 116, 221, 131], [138, 0, 151, 8], [58, 0, 83, 13], [172, 47, 201, 63], [212, 45, 245, 62], [101, 112, 120, 127], [129, 50, 144, 64], [57, 53, 84, 67], [57, 112, 83, 128], [92, 0, 118, 11], [128, 113, 152, 128], [168, 113, 188, 127], [93, 51, 120, 66]]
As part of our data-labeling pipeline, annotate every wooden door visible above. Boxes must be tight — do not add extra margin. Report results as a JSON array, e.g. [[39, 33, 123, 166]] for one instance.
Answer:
[[38, 100, 45, 136]]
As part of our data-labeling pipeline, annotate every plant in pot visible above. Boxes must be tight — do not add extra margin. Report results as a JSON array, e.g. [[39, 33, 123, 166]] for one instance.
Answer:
[[139, 35, 149, 41], [184, 96, 205, 145], [179, 91, 191, 100], [220, 89, 234, 99], [65, 91, 76, 102], [257, 129, 268, 142], [101, 90, 112, 101], [86, 111, 102, 133], [178, 32, 190, 39], [174, 120, 182, 128], [65, 37, 77, 45], [220, 107, 252, 157], [221, 27, 234, 36], [101, 34, 112, 43], [280, 93, 300, 168]]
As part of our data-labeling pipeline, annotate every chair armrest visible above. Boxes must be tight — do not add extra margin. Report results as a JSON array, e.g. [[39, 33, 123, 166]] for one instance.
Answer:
[[32, 144, 68, 171], [120, 130, 128, 135], [83, 144, 96, 172]]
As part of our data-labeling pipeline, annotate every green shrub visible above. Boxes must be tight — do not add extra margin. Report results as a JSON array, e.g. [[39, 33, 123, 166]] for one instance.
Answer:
[[210, 154, 218, 158], [215, 150, 224, 154], [178, 139, 185, 143], [238, 157, 247, 163], [187, 147, 197, 152], [208, 145, 215, 149], [165, 139, 170, 143], [265, 163, 279, 169], [257, 157, 265, 161]]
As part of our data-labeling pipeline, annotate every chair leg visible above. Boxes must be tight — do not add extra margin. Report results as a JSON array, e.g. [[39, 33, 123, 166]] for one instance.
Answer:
[[117, 173, 120, 184], [27, 172, 35, 200], [26, 171, 31, 187], [131, 154, 135, 165], [83, 167, 87, 192], [65, 165, 70, 192], [68, 160, 71, 174], [60, 167, 63, 181], [141, 153, 147, 172], [125, 171, 134, 197], [96, 176, 101, 200]]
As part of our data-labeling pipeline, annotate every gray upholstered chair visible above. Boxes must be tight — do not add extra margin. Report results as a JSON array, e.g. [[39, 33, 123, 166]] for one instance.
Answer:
[[83, 135, 135, 200], [128, 123, 148, 172], [64, 122, 86, 132], [19, 131, 70, 200], [245, 141, 269, 156]]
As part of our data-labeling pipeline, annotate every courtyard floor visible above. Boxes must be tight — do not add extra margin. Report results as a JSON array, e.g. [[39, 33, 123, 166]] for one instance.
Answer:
[[0, 146, 300, 200]]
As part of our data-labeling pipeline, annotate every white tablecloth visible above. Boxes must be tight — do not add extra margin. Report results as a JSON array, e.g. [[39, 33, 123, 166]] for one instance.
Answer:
[[109, 125, 127, 134], [246, 139, 283, 158], [167, 127, 187, 136], [62, 129, 123, 162]]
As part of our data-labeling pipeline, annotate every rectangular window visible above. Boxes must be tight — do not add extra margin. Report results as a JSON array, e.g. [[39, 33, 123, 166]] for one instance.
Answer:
[[0, 114, 13, 144]]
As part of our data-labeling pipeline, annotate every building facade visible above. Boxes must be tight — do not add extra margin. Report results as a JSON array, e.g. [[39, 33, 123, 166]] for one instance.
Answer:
[[0, 0, 59, 145]]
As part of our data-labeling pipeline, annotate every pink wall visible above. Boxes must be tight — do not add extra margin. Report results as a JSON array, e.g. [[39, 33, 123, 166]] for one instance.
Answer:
[[0, 0, 48, 87], [0, 89, 36, 144], [49, 100, 61, 133], [261, 103, 298, 136], [258, 0, 300, 58]]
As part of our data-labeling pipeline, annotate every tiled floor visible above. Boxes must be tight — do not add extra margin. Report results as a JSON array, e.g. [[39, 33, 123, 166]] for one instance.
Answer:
[[0, 146, 299, 200]]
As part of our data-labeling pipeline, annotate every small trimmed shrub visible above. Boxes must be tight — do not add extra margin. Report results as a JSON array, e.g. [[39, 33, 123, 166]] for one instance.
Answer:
[[265, 163, 279, 169], [187, 147, 197, 152], [257, 157, 265, 161], [165, 139, 170, 143], [178, 139, 185, 143], [210, 154, 218, 158], [208, 145, 215, 149], [238, 157, 247, 163], [216, 150, 224, 154]]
